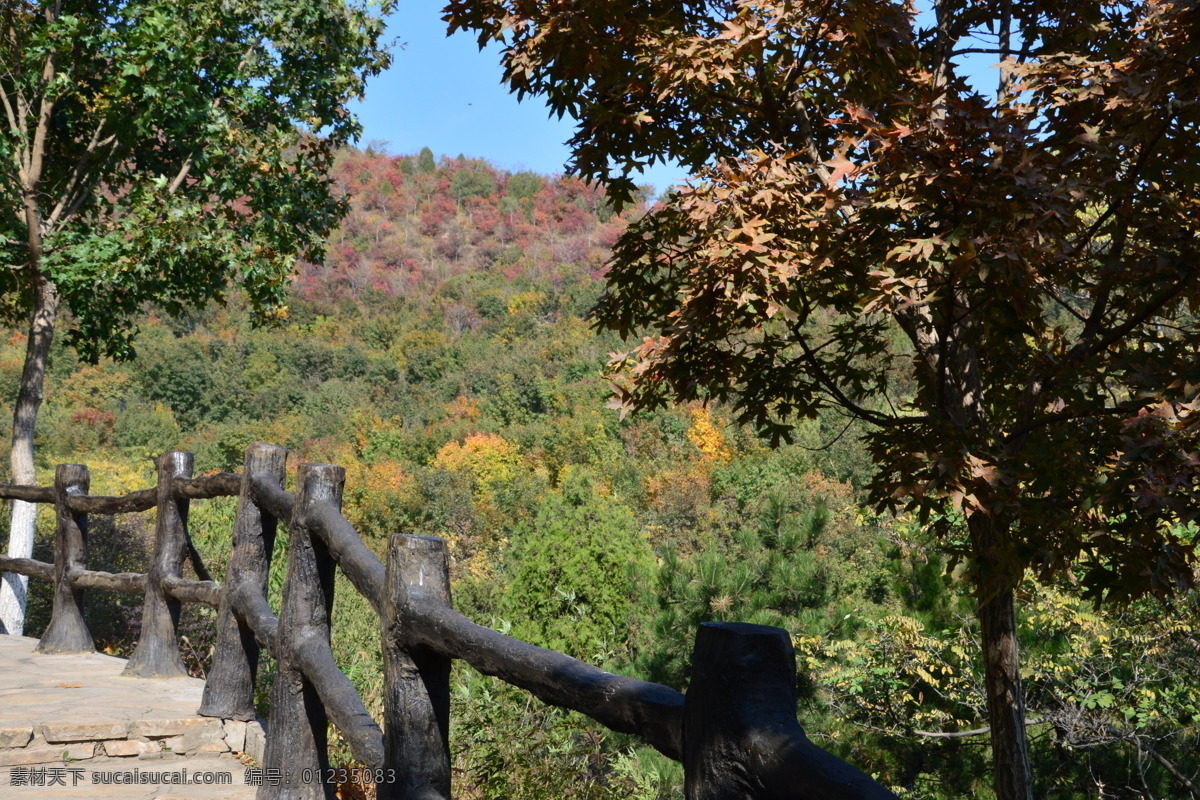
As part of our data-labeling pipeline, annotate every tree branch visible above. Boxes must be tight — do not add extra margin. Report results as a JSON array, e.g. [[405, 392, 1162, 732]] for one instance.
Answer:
[[1004, 399, 1153, 449], [794, 416, 856, 452], [910, 717, 1045, 739], [997, 0, 1014, 100], [781, 90, 834, 186], [3, 16, 32, 157], [1075, 275, 1190, 364], [0, 79, 18, 138], [1143, 741, 1200, 799], [166, 152, 195, 196], [790, 324, 924, 428], [45, 123, 118, 228], [25, 38, 56, 195], [1071, 112, 1175, 260]]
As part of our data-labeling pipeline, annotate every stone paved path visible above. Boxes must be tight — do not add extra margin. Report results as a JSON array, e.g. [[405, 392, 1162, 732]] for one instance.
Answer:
[[0, 635, 263, 799]]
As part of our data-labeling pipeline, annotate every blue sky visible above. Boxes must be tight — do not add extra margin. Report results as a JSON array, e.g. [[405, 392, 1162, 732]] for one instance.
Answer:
[[350, 2, 689, 194]]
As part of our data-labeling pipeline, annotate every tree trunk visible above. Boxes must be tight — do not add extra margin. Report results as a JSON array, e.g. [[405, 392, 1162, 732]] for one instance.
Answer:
[[0, 242, 61, 635], [971, 518, 1034, 800]]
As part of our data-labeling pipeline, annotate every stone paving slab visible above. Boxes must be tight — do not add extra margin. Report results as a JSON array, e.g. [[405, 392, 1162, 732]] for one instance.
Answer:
[[0, 636, 260, 799], [0, 636, 212, 732]]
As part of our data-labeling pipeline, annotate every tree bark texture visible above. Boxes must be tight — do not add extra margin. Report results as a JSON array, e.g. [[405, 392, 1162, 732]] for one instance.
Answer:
[[35, 464, 92, 654], [967, 514, 1034, 800], [978, 583, 1035, 800], [173, 472, 241, 500], [200, 443, 287, 721], [262, 462, 343, 800], [0, 484, 55, 502], [0, 273, 61, 636], [249, 473, 295, 525], [230, 581, 280, 653], [162, 575, 222, 608], [684, 623, 898, 800], [68, 488, 156, 515], [381, 534, 453, 800], [124, 451, 192, 678]]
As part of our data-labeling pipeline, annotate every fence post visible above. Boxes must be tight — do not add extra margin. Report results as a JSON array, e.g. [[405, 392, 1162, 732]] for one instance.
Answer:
[[684, 622, 898, 800], [35, 464, 91, 654], [124, 450, 193, 678], [200, 442, 287, 720], [262, 462, 343, 800], [381, 534, 452, 800]]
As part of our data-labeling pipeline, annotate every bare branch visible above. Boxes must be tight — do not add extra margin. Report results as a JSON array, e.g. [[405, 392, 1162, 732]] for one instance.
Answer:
[[910, 717, 1046, 740], [1143, 741, 1200, 799], [25, 41, 56, 193], [997, 0, 1014, 100], [790, 323, 925, 428], [45, 123, 118, 228], [793, 416, 856, 452], [0, 80, 18, 136], [166, 152, 195, 196], [1040, 284, 1089, 325]]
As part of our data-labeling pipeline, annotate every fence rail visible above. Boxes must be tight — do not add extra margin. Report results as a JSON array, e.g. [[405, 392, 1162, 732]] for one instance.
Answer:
[[0, 444, 899, 800]]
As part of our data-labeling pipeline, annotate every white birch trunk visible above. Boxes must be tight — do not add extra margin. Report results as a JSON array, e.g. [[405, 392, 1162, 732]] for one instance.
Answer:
[[0, 501, 39, 634]]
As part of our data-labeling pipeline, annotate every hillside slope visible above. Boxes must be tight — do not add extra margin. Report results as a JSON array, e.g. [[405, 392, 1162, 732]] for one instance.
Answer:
[[0, 148, 1195, 800]]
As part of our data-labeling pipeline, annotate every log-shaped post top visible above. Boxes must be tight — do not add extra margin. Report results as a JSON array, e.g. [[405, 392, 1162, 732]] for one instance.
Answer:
[[122, 450, 193, 678], [161, 450, 194, 481], [56, 464, 90, 496], [247, 442, 288, 475], [390, 534, 451, 610], [691, 623, 797, 708], [382, 533, 453, 800], [685, 622, 899, 800], [296, 463, 346, 515], [261, 459, 344, 799]]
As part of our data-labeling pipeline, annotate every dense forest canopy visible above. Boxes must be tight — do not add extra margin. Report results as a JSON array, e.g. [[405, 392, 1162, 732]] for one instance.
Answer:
[[1, 147, 1196, 799]]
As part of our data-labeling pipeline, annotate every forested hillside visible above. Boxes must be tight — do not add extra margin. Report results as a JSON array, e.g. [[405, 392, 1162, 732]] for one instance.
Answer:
[[2, 148, 1197, 799]]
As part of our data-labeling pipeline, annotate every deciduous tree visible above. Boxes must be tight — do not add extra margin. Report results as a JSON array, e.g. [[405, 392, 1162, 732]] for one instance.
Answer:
[[445, 1, 1200, 797], [0, 0, 393, 633]]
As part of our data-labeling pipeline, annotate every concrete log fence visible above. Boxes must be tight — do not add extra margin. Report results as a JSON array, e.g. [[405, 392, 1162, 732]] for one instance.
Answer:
[[0, 444, 900, 800]]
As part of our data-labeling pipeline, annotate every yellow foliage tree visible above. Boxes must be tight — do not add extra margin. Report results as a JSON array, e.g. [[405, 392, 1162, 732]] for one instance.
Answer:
[[433, 432, 523, 496], [317, 439, 413, 545], [685, 406, 732, 465], [432, 433, 526, 578]]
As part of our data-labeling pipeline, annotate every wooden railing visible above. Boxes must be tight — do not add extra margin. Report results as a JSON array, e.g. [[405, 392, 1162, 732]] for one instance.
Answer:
[[0, 444, 899, 800]]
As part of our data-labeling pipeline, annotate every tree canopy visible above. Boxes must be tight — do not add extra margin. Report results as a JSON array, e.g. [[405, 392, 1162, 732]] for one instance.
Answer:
[[1, 0, 393, 356], [0, 0, 393, 635], [444, 1, 1200, 798]]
